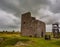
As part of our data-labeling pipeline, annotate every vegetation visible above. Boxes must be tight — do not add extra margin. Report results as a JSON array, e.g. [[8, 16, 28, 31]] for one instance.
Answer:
[[0, 32, 60, 47]]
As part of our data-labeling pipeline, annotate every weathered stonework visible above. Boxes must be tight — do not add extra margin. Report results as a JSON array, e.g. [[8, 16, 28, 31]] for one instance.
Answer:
[[21, 12, 46, 37]]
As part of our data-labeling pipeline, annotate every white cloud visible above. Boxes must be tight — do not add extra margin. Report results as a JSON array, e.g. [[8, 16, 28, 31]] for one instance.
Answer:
[[34, 5, 60, 32], [0, 10, 20, 31], [49, 0, 56, 5], [35, 6, 60, 25], [46, 25, 52, 32]]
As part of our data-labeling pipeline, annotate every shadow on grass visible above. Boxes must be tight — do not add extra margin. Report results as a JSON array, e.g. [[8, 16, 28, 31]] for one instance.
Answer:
[[0, 37, 30, 47]]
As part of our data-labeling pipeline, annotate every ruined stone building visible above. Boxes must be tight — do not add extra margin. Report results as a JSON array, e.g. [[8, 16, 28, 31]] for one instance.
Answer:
[[21, 12, 46, 37]]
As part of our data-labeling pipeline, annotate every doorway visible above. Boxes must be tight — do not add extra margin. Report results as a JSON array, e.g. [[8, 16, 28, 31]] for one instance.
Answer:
[[41, 32, 43, 37]]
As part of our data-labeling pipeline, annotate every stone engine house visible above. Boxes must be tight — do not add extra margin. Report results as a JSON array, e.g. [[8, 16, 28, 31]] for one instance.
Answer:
[[21, 12, 46, 37]]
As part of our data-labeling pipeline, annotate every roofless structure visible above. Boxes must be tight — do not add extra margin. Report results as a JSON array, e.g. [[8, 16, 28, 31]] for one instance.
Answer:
[[21, 12, 46, 37]]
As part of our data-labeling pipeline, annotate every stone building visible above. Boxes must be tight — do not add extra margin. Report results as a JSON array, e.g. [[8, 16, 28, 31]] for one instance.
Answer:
[[21, 12, 46, 37]]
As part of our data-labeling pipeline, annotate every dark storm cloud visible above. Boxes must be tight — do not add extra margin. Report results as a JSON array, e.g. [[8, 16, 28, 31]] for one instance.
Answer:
[[0, 0, 20, 13], [0, 0, 51, 15], [19, 0, 51, 14]]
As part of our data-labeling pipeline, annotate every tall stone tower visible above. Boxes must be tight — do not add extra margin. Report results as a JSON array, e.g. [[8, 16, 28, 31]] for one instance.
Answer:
[[21, 12, 32, 36]]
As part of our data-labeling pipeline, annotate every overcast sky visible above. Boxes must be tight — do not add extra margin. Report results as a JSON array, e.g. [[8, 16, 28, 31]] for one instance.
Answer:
[[0, 0, 60, 32]]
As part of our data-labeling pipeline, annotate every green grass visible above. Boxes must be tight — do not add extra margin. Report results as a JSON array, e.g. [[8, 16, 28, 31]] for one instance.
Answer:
[[0, 32, 60, 47]]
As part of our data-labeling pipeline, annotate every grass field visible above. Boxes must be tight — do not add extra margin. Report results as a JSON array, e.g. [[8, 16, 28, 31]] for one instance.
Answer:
[[0, 32, 60, 47]]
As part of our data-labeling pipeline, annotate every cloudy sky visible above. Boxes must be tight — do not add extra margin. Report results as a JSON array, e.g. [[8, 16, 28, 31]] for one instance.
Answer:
[[0, 0, 60, 32]]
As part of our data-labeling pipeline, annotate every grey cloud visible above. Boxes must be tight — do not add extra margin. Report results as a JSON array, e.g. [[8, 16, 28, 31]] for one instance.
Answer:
[[35, 7, 60, 25], [0, 0, 21, 16], [0, 0, 50, 15], [19, 0, 50, 14], [0, 0, 60, 31], [0, 10, 20, 31], [50, 0, 60, 13]]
